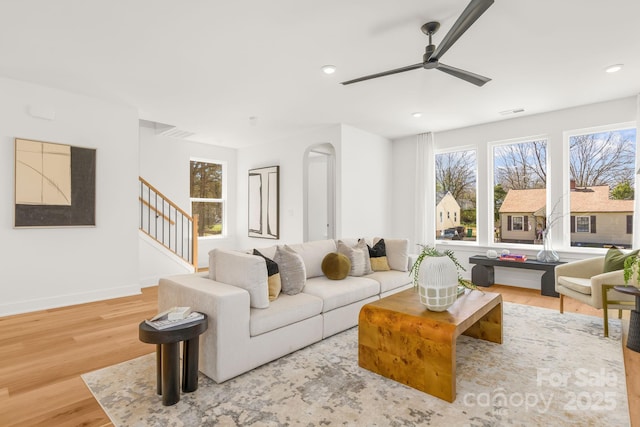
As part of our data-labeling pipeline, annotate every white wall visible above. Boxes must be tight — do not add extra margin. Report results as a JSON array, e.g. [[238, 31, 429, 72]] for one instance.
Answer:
[[340, 125, 393, 238], [391, 135, 420, 250], [236, 123, 393, 249], [392, 96, 638, 288], [0, 77, 140, 316], [138, 124, 238, 275], [236, 125, 342, 249]]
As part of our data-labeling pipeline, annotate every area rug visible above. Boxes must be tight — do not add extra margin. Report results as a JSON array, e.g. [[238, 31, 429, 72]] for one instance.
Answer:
[[83, 302, 630, 426]]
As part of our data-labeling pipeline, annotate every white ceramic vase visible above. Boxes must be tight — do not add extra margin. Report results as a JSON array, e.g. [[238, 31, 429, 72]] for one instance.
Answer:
[[417, 255, 459, 312]]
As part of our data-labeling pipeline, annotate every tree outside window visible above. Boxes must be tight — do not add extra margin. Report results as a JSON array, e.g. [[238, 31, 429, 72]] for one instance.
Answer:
[[435, 149, 476, 241], [190, 160, 225, 237]]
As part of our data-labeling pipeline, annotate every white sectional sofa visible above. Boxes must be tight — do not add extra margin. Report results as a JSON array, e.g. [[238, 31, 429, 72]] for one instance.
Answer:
[[158, 238, 413, 383]]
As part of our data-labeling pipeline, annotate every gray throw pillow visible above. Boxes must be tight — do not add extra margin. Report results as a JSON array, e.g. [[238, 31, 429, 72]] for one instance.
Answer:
[[274, 245, 306, 295], [337, 240, 367, 277], [357, 238, 374, 274]]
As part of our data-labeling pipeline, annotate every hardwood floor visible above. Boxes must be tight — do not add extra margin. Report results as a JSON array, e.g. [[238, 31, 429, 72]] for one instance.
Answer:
[[0, 284, 637, 426]]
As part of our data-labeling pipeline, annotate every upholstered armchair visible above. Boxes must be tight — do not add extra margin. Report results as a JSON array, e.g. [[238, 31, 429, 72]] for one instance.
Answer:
[[555, 256, 635, 337]]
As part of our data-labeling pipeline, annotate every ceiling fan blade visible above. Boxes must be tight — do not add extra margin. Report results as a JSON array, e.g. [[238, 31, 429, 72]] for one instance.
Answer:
[[431, 0, 493, 60], [436, 63, 491, 86], [341, 63, 422, 85]]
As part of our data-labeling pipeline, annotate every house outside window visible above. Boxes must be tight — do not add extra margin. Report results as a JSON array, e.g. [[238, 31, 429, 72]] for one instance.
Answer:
[[190, 160, 225, 237], [493, 138, 547, 244], [435, 149, 477, 241], [567, 126, 636, 248]]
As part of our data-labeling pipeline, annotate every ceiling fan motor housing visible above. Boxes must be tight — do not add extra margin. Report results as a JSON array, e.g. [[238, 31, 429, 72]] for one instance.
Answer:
[[423, 44, 437, 67]]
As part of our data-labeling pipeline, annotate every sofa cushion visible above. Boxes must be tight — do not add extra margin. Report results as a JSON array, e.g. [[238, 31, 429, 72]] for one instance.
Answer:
[[337, 240, 368, 277], [253, 249, 282, 301], [274, 245, 306, 295], [321, 252, 351, 280], [376, 237, 409, 271], [249, 293, 323, 336], [214, 249, 270, 308], [287, 239, 337, 279], [303, 276, 379, 312], [603, 247, 639, 273], [365, 270, 413, 294], [557, 276, 592, 295], [368, 238, 390, 271]]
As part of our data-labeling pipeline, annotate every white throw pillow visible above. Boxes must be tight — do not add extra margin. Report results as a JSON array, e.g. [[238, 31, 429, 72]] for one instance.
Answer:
[[286, 239, 337, 279], [337, 240, 368, 277], [375, 237, 409, 271], [214, 249, 270, 309], [274, 245, 307, 295]]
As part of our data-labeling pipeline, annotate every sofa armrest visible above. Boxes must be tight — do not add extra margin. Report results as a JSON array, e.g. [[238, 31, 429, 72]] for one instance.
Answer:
[[590, 269, 633, 307], [158, 273, 251, 383]]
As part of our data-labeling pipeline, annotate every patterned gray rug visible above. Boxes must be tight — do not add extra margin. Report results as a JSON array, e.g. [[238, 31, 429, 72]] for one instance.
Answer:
[[83, 302, 630, 426]]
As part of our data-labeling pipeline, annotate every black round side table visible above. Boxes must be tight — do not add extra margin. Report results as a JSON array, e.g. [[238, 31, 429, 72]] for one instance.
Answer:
[[613, 286, 640, 353], [139, 314, 208, 406]]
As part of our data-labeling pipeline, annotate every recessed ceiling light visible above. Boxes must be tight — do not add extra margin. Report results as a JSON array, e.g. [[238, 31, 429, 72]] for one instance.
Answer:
[[605, 64, 623, 73], [412, 112, 422, 118], [321, 65, 336, 75]]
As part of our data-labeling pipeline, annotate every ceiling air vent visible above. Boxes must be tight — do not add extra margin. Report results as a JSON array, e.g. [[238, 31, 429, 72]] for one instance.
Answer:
[[147, 120, 196, 139], [156, 126, 196, 139]]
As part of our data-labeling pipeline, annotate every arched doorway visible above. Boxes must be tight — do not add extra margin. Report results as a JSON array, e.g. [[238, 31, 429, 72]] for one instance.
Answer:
[[304, 143, 336, 242]]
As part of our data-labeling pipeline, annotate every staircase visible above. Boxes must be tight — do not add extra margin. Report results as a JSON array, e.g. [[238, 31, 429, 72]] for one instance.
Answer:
[[139, 177, 198, 270]]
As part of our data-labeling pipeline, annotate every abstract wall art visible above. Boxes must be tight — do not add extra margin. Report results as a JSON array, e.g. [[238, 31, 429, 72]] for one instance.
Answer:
[[14, 138, 96, 227], [248, 165, 279, 239]]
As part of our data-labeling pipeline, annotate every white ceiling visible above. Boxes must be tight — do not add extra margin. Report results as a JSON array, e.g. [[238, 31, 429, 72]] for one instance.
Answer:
[[1, 0, 638, 148]]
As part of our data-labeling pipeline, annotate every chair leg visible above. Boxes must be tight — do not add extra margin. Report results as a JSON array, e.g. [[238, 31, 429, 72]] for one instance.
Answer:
[[618, 309, 622, 319], [602, 285, 609, 338], [559, 294, 564, 313]]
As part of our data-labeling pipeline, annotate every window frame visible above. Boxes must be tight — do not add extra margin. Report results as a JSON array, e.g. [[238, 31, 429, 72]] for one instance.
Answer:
[[563, 122, 637, 250], [434, 145, 478, 244], [189, 157, 227, 239], [511, 215, 524, 231], [575, 215, 591, 233], [489, 135, 549, 247]]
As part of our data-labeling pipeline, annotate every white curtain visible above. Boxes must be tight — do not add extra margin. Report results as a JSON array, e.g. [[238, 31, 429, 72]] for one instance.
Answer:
[[414, 132, 436, 248]]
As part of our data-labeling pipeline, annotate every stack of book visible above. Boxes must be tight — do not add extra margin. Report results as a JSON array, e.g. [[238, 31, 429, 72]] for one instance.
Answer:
[[499, 254, 527, 262], [145, 306, 204, 330]]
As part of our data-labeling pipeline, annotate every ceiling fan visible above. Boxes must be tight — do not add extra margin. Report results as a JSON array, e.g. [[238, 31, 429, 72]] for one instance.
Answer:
[[341, 0, 494, 87]]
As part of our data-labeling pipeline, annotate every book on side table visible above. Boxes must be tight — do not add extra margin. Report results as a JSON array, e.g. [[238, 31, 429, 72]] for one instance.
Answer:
[[145, 307, 204, 330]]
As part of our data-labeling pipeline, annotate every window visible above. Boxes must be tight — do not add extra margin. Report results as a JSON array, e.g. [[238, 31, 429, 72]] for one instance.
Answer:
[[435, 149, 477, 241], [512, 216, 524, 231], [190, 160, 225, 237], [575, 216, 590, 233], [568, 126, 636, 248], [493, 139, 547, 244]]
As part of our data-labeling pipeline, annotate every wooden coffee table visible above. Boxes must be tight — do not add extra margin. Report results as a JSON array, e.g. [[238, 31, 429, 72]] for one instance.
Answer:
[[358, 288, 502, 402]]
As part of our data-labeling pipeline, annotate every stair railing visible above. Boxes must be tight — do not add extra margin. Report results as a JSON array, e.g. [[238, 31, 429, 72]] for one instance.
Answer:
[[139, 177, 198, 270]]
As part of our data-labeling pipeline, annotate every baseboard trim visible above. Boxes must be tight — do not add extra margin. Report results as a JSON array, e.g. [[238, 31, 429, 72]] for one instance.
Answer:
[[0, 284, 142, 317]]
